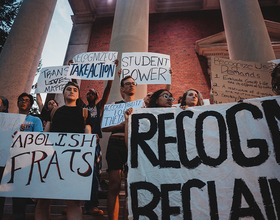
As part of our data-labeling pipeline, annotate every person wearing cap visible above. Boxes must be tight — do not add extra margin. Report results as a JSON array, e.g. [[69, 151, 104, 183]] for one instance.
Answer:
[[83, 79, 113, 216], [35, 82, 92, 220]]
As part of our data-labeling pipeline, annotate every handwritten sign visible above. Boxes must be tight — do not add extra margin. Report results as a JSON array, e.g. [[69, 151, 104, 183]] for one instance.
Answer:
[[127, 96, 280, 219], [211, 57, 274, 104], [35, 66, 70, 94], [121, 52, 171, 85], [0, 113, 26, 166], [101, 99, 143, 128], [67, 51, 118, 80], [0, 132, 96, 200]]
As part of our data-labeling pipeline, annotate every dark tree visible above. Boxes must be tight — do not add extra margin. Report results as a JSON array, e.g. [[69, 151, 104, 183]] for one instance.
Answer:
[[0, 0, 23, 53]]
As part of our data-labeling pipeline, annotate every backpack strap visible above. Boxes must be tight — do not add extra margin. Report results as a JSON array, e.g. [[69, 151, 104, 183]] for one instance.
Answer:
[[83, 108, 88, 127], [50, 107, 59, 122]]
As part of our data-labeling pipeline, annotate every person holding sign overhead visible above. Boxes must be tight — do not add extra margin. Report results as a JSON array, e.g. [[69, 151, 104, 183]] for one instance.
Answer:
[[102, 75, 136, 220], [35, 82, 91, 220], [180, 89, 204, 110], [83, 59, 118, 217], [83, 84, 113, 216]]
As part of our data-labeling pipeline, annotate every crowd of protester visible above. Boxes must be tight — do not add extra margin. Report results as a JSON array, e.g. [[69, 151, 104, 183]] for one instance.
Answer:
[[0, 61, 279, 220]]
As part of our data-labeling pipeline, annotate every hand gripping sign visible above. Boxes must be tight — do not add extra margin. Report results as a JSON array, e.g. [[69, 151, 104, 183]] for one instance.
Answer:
[[127, 96, 280, 219], [0, 132, 96, 200]]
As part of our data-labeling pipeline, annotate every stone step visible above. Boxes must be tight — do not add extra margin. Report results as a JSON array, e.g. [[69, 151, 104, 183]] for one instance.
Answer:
[[2, 193, 126, 219], [2, 172, 127, 219]]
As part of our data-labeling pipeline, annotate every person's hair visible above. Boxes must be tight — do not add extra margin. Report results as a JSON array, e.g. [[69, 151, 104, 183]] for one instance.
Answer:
[[148, 89, 172, 108], [271, 63, 280, 94], [17, 93, 34, 106], [43, 99, 58, 111], [63, 81, 80, 95], [180, 89, 204, 107], [0, 96, 9, 113], [120, 76, 134, 87]]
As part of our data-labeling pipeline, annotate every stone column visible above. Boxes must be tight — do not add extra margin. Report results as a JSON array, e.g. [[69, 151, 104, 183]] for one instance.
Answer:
[[220, 0, 275, 62], [108, 0, 149, 102], [0, 0, 57, 113], [100, 0, 149, 171], [53, 14, 95, 106]]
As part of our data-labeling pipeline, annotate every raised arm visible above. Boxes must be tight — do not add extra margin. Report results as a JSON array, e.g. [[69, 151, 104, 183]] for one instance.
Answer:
[[165, 68, 173, 91], [124, 108, 133, 147], [36, 93, 44, 113], [98, 80, 113, 114]]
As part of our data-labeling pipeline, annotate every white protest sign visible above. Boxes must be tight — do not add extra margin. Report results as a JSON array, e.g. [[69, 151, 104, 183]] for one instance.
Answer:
[[0, 113, 26, 166], [0, 132, 96, 200], [35, 66, 71, 94], [67, 51, 118, 80], [211, 57, 274, 104], [101, 99, 143, 128], [121, 52, 171, 85], [127, 96, 280, 219]]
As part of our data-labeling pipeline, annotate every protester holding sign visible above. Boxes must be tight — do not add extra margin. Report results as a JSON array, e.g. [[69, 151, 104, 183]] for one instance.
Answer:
[[180, 89, 204, 110], [83, 83, 114, 216], [15, 93, 43, 220], [35, 82, 91, 220], [125, 89, 175, 146], [0, 96, 9, 219], [271, 63, 280, 95], [102, 75, 136, 220]]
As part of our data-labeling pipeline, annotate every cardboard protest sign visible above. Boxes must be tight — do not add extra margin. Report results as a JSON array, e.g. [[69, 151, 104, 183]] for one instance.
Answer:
[[0, 132, 96, 200], [35, 66, 71, 94], [101, 99, 143, 128], [121, 52, 171, 85], [67, 51, 118, 80], [0, 113, 26, 166], [211, 57, 274, 104], [127, 96, 280, 219]]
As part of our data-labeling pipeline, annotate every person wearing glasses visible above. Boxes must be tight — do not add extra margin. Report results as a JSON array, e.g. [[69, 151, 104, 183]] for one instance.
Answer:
[[147, 89, 175, 108], [14, 93, 43, 220], [17, 93, 43, 132], [102, 75, 136, 220], [142, 69, 173, 107], [124, 89, 175, 147], [180, 89, 204, 110]]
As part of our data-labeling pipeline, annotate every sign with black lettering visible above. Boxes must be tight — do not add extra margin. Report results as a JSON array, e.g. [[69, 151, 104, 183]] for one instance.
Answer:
[[101, 99, 143, 128], [211, 57, 274, 104], [127, 96, 280, 219], [35, 66, 70, 93], [67, 51, 118, 80], [0, 113, 26, 166], [121, 52, 171, 85], [0, 132, 96, 200]]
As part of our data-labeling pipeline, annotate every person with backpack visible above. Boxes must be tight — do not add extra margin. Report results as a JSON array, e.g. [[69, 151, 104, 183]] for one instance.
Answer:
[[34, 82, 92, 220]]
